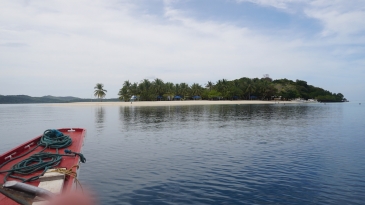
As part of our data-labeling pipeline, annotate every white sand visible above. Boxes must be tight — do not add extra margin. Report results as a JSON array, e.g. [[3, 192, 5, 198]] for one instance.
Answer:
[[48, 100, 299, 107]]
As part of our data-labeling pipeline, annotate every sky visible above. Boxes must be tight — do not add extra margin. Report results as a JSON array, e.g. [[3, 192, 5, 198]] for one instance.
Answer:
[[0, 0, 364, 100]]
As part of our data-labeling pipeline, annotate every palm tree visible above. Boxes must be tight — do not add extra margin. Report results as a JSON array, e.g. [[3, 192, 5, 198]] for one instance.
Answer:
[[118, 87, 128, 101], [205, 81, 214, 91], [238, 78, 249, 99], [130, 82, 139, 97], [257, 80, 274, 100], [191, 83, 204, 97], [123, 80, 132, 89], [229, 80, 241, 100], [245, 79, 255, 100], [221, 79, 229, 98], [215, 79, 229, 99], [152, 78, 165, 99], [139, 79, 152, 101], [94, 83, 107, 101], [174, 83, 181, 96], [165, 82, 175, 100], [215, 80, 223, 92], [180, 83, 190, 99], [118, 80, 138, 101], [118, 80, 132, 101]]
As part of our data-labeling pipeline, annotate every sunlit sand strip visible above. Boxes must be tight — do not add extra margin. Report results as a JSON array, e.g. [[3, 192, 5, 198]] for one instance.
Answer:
[[47, 100, 300, 107]]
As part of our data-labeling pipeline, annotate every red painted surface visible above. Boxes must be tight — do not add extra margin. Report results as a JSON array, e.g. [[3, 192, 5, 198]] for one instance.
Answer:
[[0, 128, 86, 205]]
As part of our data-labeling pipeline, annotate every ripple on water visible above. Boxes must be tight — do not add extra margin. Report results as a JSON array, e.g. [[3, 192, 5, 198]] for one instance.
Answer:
[[1, 103, 365, 205]]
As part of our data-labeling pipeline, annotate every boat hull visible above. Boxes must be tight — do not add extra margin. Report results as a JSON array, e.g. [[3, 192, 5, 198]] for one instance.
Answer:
[[0, 128, 86, 205]]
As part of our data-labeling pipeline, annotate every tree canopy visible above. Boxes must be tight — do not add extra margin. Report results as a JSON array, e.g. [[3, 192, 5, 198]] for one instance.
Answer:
[[117, 76, 346, 102], [94, 83, 107, 101]]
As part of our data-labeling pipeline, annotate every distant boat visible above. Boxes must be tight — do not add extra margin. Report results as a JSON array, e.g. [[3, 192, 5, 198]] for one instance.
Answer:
[[305, 99, 318, 103], [293, 98, 305, 103], [292, 98, 318, 103], [0, 128, 86, 205]]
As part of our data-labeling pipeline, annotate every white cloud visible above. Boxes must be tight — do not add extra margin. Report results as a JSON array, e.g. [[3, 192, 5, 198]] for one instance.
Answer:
[[237, 0, 365, 38], [305, 0, 365, 37], [236, 0, 304, 9], [0, 0, 363, 100]]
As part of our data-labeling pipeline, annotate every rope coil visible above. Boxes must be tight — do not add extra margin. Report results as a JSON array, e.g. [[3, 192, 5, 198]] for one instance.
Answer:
[[39, 129, 72, 149], [2, 152, 63, 182], [0, 129, 86, 183], [51, 165, 83, 192]]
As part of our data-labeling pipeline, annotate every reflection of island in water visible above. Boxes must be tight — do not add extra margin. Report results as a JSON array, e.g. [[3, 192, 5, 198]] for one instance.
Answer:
[[95, 107, 105, 132], [117, 104, 329, 131], [118, 106, 175, 131], [116, 104, 341, 158]]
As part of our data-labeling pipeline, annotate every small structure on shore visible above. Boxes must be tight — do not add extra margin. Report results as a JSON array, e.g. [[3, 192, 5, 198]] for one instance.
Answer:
[[250, 95, 258, 100], [173, 96, 182, 101], [130, 95, 137, 101]]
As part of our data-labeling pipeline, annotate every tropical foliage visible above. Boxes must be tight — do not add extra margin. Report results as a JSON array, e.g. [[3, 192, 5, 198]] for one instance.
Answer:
[[94, 83, 107, 101], [117, 76, 346, 102]]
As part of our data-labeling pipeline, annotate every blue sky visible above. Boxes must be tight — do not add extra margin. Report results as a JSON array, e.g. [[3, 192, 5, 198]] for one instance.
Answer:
[[0, 0, 364, 100]]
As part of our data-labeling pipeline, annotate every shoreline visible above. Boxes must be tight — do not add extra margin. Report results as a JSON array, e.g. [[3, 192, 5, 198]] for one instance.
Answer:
[[47, 100, 301, 107]]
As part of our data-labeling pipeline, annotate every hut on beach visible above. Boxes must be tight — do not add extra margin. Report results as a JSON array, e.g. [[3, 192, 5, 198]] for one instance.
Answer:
[[173, 96, 182, 101]]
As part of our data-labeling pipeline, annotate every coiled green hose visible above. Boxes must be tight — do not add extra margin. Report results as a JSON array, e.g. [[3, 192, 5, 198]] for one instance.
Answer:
[[39, 129, 72, 149], [0, 129, 85, 183]]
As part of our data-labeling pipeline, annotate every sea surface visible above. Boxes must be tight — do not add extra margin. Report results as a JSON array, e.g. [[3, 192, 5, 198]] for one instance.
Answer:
[[0, 102, 364, 205]]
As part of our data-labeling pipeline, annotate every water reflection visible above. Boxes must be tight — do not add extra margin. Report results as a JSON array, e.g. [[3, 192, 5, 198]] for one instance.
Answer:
[[112, 104, 350, 204], [116, 104, 342, 146], [119, 106, 135, 131], [95, 107, 105, 133], [118, 105, 318, 126], [1, 103, 360, 205]]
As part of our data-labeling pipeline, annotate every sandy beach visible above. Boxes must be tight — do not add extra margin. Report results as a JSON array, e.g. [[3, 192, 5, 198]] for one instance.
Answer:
[[49, 100, 300, 107]]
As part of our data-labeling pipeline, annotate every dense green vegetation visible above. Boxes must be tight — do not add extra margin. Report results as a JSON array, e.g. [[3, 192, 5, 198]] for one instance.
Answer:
[[118, 76, 347, 102], [0, 76, 346, 104]]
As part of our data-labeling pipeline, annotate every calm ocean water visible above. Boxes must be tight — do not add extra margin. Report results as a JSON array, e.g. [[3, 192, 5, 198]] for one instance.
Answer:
[[0, 103, 364, 205]]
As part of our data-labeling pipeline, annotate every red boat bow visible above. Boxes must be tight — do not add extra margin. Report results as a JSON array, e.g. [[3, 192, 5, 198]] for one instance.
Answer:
[[0, 128, 86, 205]]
